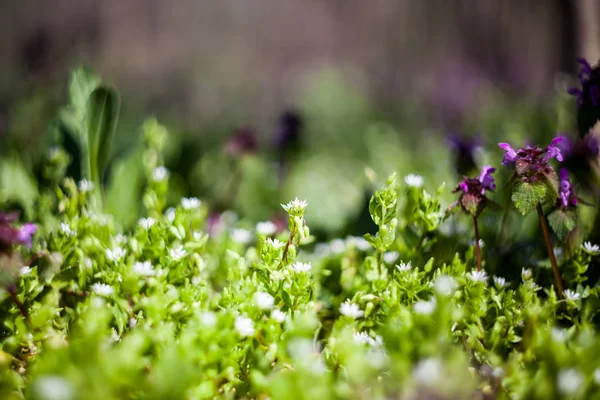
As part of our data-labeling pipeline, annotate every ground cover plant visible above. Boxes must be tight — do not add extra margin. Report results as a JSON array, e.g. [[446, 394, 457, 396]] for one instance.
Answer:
[[0, 60, 600, 399]]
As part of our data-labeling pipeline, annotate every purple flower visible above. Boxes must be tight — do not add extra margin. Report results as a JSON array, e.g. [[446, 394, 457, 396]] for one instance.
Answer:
[[453, 166, 496, 216], [446, 134, 482, 175], [224, 127, 257, 155], [498, 137, 564, 182], [0, 213, 37, 249], [568, 58, 600, 107], [498, 143, 518, 165], [543, 137, 564, 162], [479, 166, 496, 192], [558, 169, 578, 209]]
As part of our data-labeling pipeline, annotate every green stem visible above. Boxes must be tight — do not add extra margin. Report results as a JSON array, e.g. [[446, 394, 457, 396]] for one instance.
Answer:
[[536, 203, 564, 298], [473, 216, 482, 272]]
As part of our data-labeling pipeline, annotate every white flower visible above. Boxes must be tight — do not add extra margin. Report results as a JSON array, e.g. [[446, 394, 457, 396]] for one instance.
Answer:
[[564, 289, 581, 301], [413, 357, 443, 386], [199, 311, 217, 327], [170, 245, 187, 261], [152, 166, 169, 181], [383, 251, 399, 264], [404, 174, 424, 187], [281, 198, 308, 214], [253, 291, 275, 310], [291, 262, 312, 273], [84, 258, 93, 269], [78, 179, 95, 193], [181, 197, 201, 210], [132, 261, 156, 277], [521, 268, 532, 281], [92, 283, 114, 297], [551, 327, 568, 343], [413, 299, 436, 315], [235, 316, 255, 337], [271, 309, 286, 323], [583, 241, 600, 255], [105, 247, 126, 262], [340, 300, 364, 319], [265, 237, 286, 250], [256, 221, 277, 235], [557, 368, 583, 395], [330, 239, 346, 254], [529, 282, 542, 292], [396, 261, 412, 272], [138, 217, 156, 230], [165, 208, 176, 222], [112, 234, 127, 245], [433, 275, 457, 296], [230, 228, 252, 244], [353, 331, 373, 345], [31, 376, 73, 400], [60, 223, 76, 237], [347, 236, 371, 251], [467, 270, 488, 283], [493, 276, 508, 288], [20, 266, 32, 276], [594, 368, 600, 385]]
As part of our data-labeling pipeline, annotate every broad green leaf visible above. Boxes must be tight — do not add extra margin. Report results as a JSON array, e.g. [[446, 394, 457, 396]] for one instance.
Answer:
[[547, 209, 577, 240], [511, 181, 546, 215], [105, 148, 145, 229]]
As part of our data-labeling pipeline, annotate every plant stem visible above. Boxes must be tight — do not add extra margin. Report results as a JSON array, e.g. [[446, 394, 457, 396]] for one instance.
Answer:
[[279, 224, 296, 268], [8, 285, 30, 322], [536, 203, 564, 298], [473, 216, 482, 272]]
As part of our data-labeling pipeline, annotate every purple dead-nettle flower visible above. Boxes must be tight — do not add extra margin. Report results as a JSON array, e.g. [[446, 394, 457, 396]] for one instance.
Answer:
[[0, 211, 37, 250], [568, 58, 600, 107], [498, 137, 564, 182], [452, 165, 496, 216], [558, 169, 578, 209]]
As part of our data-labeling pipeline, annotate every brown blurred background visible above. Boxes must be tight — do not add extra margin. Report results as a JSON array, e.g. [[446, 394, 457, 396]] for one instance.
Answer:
[[1, 0, 599, 133]]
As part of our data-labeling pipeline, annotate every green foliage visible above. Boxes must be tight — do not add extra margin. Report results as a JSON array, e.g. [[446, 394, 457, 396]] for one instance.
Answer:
[[548, 209, 578, 240], [511, 181, 547, 215]]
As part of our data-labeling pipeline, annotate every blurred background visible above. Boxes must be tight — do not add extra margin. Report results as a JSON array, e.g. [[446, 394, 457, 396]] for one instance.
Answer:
[[0, 1, 599, 246]]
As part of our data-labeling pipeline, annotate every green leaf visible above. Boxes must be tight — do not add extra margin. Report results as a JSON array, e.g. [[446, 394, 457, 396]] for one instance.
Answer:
[[86, 86, 121, 186], [105, 148, 144, 229], [511, 181, 546, 215], [547, 209, 577, 240], [540, 168, 559, 205]]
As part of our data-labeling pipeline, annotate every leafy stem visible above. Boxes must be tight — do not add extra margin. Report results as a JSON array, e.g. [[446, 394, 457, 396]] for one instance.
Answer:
[[473, 215, 482, 272], [536, 203, 564, 298]]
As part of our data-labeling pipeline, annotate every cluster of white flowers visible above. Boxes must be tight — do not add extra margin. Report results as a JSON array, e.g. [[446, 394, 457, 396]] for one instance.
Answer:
[[112, 234, 127, 245], [265, 237, 286, 250], [138, 217, 156, 230], [413, 357, 443, 386], [396, 261, 412, 272], [583, 241, 600, 255], [467, 270, 488, 283], [256, 221, 277, 235], [493, 276, 508, 288], [346, 236, 371, 251], [340, 300, 364, 319], [234, 316, 255, 337], [60, 223, 76, 237], [281, 198, 308, 214], [413, 298, 437, 315], [170, 245, 187, 261], [353, 332, 384, 348], [433, 275, 457, 296], [230, 228, 252, 244], [383, 251, 399, 264], [78, 179, 95, 193], [564, 289, 581, 302], [91, 283, 114, 297], [132, 261, 156, 277], [404, 174, 424, 188], [270, 309, 286, 323], [152, 166, 169, 181], [106, 247, 127, 262], [291, 261, 312, 274], [181, 197, 201, 210], [557, 368, 583, 395], [253, 291, 275, 310]]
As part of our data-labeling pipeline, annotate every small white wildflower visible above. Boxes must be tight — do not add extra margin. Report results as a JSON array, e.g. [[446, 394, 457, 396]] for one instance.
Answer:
[[330, 239, 346, 254], [340, 300, 364, 319], [353, 331, 373, 345], [152, 166, 169, 181], [230, 228, 252, 244], [235, 316, 255, 337], [557, 368, 583, 395], [92, 283, 114, 297], [594, 368, 600, 385], [564, 289, 581, 302], [60, 223, 75, 237], [84, 258, 93, 269], [181, 197, 201, 210], [193, 231, 204, 241], [170, 245, 187, 261], [583, 241, 600, 255], [291, 261, 312, 273], [413, 299, 437, 315], [521, 268, 532, 280], [467, 270, 488, 283], [138, 217, 156, 230], [132, 261, 156, 277], [256, 221, 277, 235], [78, 179, 95, 193], [383, 251, 399, 264], [165, 208, 176, 222], [105, 247, 126, 262], [111, 329, 121, 342], [404, 173, 424, 187], [529, 282, 542, 292], [265, 237, 286, 250], [129, 317, 137, 328], [413, 357, 443, 386], [271, 309, 286, 323], [199, 311, 217, 327], [433, 275, 457, 296], [270, 269, 287, 281], [493, 276, 508, 288], [253, 291, 275, 310], [30, 375, 74, 400], [347, 236, 371, 251], [112, 234, 127, 244], [396, 261, 412, 272], [281, 198, 308, 214], [20, 266, 32, 276], [551, 327, 568, 343]]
